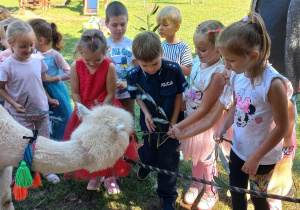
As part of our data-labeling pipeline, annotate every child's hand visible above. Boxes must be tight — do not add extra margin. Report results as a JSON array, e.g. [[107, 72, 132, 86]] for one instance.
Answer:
[[42, 73, 55, 82], [242, 155, 260, 175], [49, 98, 59, 108], [117, 80, 127, 90], [180, 100, 186, 111], [213, 127, 226, 143], [145, 113, 155, 133], [13, 103, 26, 113], [169, 125, 184, 140], [168, 124, 181, 139]]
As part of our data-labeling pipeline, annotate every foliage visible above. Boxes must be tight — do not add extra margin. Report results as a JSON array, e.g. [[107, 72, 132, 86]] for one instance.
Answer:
[[134, 4, 160, 32], [135, 83, 171, 147]]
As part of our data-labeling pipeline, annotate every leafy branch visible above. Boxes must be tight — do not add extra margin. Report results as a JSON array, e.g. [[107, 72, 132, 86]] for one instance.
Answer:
[[135, 83, 174, 147], [205, 136, 232, 174], [136, 83, 172, 128], [134, 4, 160, 32]]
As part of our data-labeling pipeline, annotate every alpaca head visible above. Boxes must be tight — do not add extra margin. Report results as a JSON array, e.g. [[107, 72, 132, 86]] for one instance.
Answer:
[[71, 103, 134, 172]]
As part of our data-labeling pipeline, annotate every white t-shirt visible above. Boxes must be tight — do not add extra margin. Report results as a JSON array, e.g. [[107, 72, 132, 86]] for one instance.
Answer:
[[186, 57, 224, 116], [0, 55, 49, 116], [231, 65, 293, 164], [106, 36, 135, 99]]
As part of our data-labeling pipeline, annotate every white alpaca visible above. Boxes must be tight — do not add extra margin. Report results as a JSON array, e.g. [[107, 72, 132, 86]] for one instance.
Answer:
[[0, 103, 133, 210]]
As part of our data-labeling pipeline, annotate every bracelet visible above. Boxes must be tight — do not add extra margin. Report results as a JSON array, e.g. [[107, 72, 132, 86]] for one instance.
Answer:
[[282, 146, 294, 155]]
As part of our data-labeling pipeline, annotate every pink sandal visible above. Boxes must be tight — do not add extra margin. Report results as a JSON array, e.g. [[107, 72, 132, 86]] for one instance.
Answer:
[[87, 177, 101, 190], [103, 176, 121, 195]]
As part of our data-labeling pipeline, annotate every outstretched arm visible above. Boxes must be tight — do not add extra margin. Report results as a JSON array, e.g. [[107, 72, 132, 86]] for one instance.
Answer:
[[175, 101, 226, 140], [213, 101, 235, 141], [175, 73, 225, 131], [242, 78, 289, 175]]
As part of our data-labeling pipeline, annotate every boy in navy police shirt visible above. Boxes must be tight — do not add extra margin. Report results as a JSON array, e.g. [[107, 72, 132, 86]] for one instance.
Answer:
[[126, 31, 187, 210]]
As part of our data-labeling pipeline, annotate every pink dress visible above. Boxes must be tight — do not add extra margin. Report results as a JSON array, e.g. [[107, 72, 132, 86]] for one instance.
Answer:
[[63, 58, 137, 181], [181, 58, 233, 165]]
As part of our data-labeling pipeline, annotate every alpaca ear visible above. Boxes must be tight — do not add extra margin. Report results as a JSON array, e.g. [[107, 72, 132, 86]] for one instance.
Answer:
[[76, 103, 91, 118], [116, 124, 125, 133]]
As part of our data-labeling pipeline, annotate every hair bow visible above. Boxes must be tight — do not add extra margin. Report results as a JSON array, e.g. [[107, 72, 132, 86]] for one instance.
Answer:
[[236, 94, 251, 113], [241, 16, 250, 22]]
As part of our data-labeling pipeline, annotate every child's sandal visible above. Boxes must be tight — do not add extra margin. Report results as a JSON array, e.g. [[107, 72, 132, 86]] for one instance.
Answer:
[[43, 173, 60, 184], [87, 177, 101, 190], [103, 176, 121, 195]]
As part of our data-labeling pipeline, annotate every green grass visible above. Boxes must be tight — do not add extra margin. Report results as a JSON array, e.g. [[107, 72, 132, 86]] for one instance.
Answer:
[[1, 0, 299, 209]]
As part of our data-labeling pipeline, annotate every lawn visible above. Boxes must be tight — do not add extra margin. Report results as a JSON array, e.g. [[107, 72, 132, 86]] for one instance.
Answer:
[[1, 0, 300, 209]]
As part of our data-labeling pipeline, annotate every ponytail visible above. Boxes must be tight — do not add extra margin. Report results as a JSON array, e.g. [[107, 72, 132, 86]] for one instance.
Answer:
[[74, 29, 107, 58], [50, 22, 64, 51], [28, 18, 65, 52], [247, 12, 270, 83], [217, 12, 271, 85]]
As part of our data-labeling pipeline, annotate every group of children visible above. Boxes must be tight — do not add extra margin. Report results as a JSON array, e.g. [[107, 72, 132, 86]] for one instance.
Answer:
[[0, 2, 296, 210]]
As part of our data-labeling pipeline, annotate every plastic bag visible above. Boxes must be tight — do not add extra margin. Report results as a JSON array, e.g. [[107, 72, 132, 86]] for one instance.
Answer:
[[267, 154, 293, 196]]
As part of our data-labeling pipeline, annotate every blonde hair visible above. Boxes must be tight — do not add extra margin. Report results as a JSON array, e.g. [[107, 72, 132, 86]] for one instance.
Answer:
[[194, 20, 224, 46], [132, 31, 162, 62], [216, 12, 270, 85], [0, 17, 19, 35], [6, 20, 34, 44], [156, 6, 182, 25]]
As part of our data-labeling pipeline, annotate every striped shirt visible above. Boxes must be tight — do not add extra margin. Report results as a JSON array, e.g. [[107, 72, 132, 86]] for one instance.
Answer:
[[162, 40, 193, 67]]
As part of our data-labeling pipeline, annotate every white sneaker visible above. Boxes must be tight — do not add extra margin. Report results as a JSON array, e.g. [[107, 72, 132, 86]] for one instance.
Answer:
[[197, 191, 219, 210], [184, 182, 203, 205]]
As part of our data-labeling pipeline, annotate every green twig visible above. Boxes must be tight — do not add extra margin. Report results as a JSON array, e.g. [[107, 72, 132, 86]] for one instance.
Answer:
[[136, 83, 172, 128]]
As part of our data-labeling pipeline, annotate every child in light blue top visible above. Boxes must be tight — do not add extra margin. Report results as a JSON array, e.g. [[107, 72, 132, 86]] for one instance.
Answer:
[[105, 1, 138, 118], [29, 18, 72, 141]]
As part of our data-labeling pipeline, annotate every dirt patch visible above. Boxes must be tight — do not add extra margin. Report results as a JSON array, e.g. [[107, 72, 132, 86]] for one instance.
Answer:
[[18, 10, 41, 18]]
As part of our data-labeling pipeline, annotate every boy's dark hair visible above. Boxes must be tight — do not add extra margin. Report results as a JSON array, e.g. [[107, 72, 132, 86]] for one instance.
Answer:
[[132, 31, 162, 62], [74, 29, 107, 57], [29, 18, 65, 51], [105, 2, 128, 23]]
